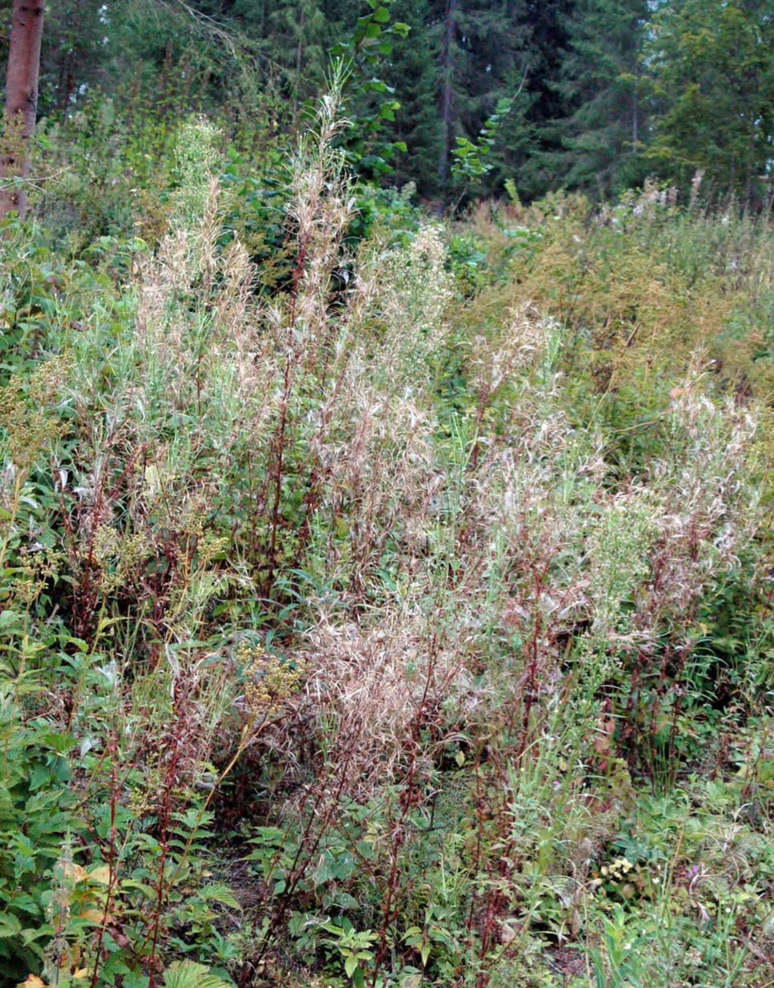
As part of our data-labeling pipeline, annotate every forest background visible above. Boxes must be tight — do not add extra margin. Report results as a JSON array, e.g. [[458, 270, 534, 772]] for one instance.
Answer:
[[5, 0, 774, 215]]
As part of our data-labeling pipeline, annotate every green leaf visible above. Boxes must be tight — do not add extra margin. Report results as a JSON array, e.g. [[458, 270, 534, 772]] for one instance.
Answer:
[[0, 610, 23, 632], [197, 883, 242, 910], [163, 960, 232, 988], [121, 878, 158, 899], [0, 913, 22, 938], [38, 731, 77, 754]]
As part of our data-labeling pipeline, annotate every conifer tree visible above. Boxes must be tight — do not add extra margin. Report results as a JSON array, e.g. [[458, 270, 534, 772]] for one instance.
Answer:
[[554, 0, 649, 196], [386, 0, 443, 196], [497, 0, 576, 200], [232, 0, 329, 119], [432, 0, 530, 198]]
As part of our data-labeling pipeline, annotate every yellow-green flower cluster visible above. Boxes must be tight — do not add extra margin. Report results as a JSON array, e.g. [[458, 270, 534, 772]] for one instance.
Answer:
[[591, 855, 635, 889], [237, 640, 306, 716], [14, 546, 64, 605], [0, 357, 71, 468]]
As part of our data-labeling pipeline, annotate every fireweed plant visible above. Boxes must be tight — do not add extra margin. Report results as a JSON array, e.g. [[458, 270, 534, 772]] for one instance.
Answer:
[[0, 88, 772, 988]]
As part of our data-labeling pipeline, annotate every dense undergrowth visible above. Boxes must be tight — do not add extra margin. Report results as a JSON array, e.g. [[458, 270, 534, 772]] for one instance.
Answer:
[[1, 98, 773, 988]]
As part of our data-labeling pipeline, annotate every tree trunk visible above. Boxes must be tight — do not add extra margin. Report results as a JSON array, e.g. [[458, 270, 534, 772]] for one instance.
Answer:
[[1, 0, 45, 221]]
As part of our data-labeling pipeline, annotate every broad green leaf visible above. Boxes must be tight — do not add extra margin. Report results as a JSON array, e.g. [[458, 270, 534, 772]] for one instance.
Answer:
[[163, 960, 232, 988]]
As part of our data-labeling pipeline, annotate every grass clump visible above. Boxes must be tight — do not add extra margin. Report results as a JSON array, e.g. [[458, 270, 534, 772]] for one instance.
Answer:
[[0, 95, 773, 988]]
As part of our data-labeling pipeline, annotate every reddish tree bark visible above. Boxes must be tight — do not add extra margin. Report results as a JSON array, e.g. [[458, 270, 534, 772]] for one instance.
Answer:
[[1, 0, 45, 221]]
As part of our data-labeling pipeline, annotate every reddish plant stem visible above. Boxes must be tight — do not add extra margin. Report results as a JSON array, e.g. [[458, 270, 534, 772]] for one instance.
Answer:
[[89, 732, 119, 988], [370, 642, 438, 987], [264, 351, 293, 597], [253, 741, 357, 968]]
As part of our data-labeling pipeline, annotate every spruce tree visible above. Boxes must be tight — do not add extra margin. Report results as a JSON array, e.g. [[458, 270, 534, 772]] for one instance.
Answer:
[[232, 0, 329, 118], [386, 0, 444, 197], [432, 0, 530, 199], [491, 0, 576, 201], [554, 0, 649, 196]]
